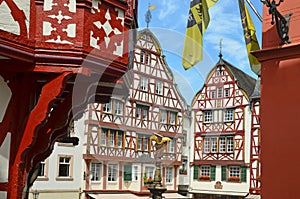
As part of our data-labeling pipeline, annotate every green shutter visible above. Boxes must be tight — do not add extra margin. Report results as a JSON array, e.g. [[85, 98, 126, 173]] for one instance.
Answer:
[[123, 164, 132, 181], [193, 165, 199, 180], [221, 166, 227, 181], [241, 166, 247, 182], [210, 166, 216, 181]]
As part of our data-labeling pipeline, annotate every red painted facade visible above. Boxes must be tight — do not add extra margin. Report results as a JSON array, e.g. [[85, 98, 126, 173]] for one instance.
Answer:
[[253, 1, 300, 199], [0, 0, 137, 198]]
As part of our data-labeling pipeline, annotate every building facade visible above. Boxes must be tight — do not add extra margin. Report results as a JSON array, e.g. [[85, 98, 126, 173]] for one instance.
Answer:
[[82, 28, 189, 198], [189, 55, 258, 199]]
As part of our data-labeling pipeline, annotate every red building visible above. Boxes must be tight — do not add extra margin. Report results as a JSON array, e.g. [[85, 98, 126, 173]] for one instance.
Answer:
[[252, 1, 300, 199], [0, 0, 137, 198]]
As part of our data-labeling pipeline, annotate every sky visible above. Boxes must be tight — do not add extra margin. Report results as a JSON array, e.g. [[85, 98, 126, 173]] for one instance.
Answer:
[[137, 0, 263, 104]]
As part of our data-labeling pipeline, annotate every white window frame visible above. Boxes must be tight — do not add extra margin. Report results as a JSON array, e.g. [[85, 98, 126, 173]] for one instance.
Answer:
[[57, 155, 73, 180], [211, 137, 217, 153], [211, 90, 215, 99], [91, 162, 102, 182], [166, 167, 173, 183], [103, 101, 112, 113], [145, 53, 150, 65], [160, 110, 167, 123], [204, 138, 210, 153], [145, 166, 154, 179], [224, 88, 230, 97], [156, 81, 162, 95], [224, 109, 234, 122], [140, 51, 145, 63], [229, 166, 240, 178], [117, 132, 123, 148], [37, 160, 48, 180], [133, 165, 139, 181], [170, 112, 176, 125], [109, 131, 115, 147], [203, 111, 213, 123], [227, 137, 234, 153], [140, 77, 148, 91], [108, 164, 118, 182], [219, 137, 226, 153], [168, 139, 175, 153], [115, 100, 123, 115], [217, 87, 223, 98], [200, 165, 210, 177]]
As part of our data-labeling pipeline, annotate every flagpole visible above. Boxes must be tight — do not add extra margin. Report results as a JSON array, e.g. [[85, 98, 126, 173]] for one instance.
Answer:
[[245, 0, 263, 22]]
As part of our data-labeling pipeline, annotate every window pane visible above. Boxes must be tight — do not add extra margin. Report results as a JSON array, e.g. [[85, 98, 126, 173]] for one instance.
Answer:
[[91, 163, 101, 181], [38, 161, 46, 177], [229, 166, 240, 178], [204, 111, 213, 123], [108, 164, 117, 181], [211, 138, 217, 153], [200, 166, 210, 176], [166, 167, 173, 183], [110, 131, 115, 147], [101, 129, 106, 146], [227, 137, 234, 153], [59, 157, 70, 177], [219, 137, 226, 153], [217, 87, 222, 98], [204, 138, 210, 153]]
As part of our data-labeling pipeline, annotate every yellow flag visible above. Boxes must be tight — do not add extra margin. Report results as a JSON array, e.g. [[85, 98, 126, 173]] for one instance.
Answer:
[[182, 0, 218, 70], [149, 4, 156, 10], [238, 0, 261, 75]]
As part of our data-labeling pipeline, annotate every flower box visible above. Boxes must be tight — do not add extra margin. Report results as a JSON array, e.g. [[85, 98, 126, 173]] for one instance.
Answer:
[[199, 176, 210, 181], [228, 177, 240, 182]]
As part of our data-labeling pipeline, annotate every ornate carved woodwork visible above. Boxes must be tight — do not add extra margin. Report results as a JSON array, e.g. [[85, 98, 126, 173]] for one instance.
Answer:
[[0, 0, 137, 198]]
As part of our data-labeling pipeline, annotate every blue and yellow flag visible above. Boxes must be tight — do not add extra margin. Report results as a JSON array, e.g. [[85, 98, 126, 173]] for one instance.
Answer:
[[238, 0, 261, 75], [182, 0, 218, 70]]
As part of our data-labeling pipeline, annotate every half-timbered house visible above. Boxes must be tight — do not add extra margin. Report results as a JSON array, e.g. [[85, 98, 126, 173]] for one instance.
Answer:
[[82, 28, 189, 197], [190, 55, 257, 199]]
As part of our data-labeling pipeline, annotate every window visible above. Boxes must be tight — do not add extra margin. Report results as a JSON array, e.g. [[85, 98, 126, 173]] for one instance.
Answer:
[[204, 138, 210, 153], [203, 111, 213, 123], [160, 110, 167, 123], [224, 88, 230, 97], [224, 109, 234, 122], [217, 87, 223, 98], [219, 137, 226, 153], [108, 164, 118, 182], [160, 110, 177, 125], [203, 137, 234, 153], [229, 166, 240, 178], [211, 91, 215, 99], [58, 156, 71, 177], [156, 81, 162, 95], [145, 166, 154, 179], [140, 77, 148, 91], [103, 101, 112, 113], [101, 129, 107, 146], [100, 129, 124, 148], [200, 166, 210, 178], [227, 137, 234, 153], [37, 160, 47, 178], [140, 51, 145, 63], [216, 70, 220, 76], [137, 134, 149, 151], [114, 100, 123, 115], [91, 162, 101, 182], [136, 105, 149, 120], [166, 167, 173, 183], [211, 138, 217, 153], [133, 166, 139, 181], [167, 139, 175, 153], [145, 53, 150, 65]]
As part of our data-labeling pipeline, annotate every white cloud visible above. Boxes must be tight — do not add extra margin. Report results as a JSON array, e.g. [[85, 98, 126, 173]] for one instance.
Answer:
[[157, 0, 180, 20]]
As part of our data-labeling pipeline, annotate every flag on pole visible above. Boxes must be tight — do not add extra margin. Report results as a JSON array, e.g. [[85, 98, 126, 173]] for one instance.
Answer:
[[238, 0, 261, 75], [148, 4, 156, 10], [182, 0, 218, 70]]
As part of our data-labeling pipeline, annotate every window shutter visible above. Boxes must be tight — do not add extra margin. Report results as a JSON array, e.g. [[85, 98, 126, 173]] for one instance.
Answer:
[[210, 166, 216, 181], [221, 166, 227, 181], [193, 165, 199, 180], [124, 164, 132, 181], [241, 166, 247, 182]]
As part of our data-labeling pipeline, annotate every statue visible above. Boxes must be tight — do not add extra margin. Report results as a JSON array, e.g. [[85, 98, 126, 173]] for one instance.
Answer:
[[148, 133, 171, 199]]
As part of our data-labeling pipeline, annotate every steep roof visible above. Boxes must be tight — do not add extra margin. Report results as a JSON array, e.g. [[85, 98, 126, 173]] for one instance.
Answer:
[[216, 57, 256, 98], [250, 77, 261, 99]]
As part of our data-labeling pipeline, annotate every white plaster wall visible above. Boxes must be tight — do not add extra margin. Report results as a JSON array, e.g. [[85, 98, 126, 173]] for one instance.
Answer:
[[0, 133, 11, 183], [0, 0, 30, 35], [0, 76, 11, 122], [244, 105, 252, 164]]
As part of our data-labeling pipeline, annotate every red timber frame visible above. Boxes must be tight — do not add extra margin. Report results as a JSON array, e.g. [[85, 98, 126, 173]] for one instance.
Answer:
[[0, 0, 137, 198], [249, 98, 261, 194]]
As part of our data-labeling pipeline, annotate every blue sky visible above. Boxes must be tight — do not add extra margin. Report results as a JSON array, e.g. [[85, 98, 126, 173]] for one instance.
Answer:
[[137, 0, 263, 104]]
